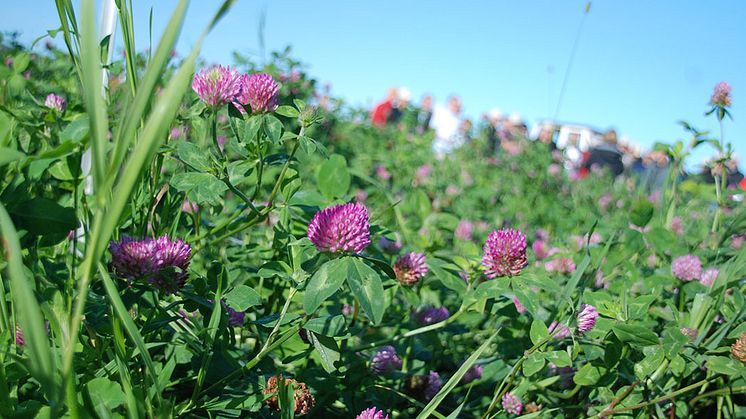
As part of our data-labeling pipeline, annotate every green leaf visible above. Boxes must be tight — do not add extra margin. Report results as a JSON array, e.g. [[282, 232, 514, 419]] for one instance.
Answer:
[[573, 363, 604, 386], [309, 331, 340, 373], [9, 198, 77, 238], [304, 315, 347, 337], [612, 324, 659, 347], [0, 111, 11, 146], [0, 147, 26, 167], [530, 319, 550, 346], [242, 115, 263, 142], [523, 352, 546, 377], [346, 257, 385, 325], [303, 257, 349, 314], [630, 198, 654, 227], [545, 350, 572, 367], [60, 117, 90, 144], [706, 356, 745, 376], [177, 140, 211, 172], [86, 377, 126, 414], [263, 114, 283, 144], [316, 154, 350, 199], [170, 172, 228, 206], [634, 346, 665, 379], [223, 285, 261, 311], [275, 105, 299, 118]]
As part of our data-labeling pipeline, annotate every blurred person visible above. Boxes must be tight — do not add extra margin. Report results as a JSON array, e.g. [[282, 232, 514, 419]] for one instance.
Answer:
[[508, 112, 528, 138], [415, 94, 434, 133], [536, 125, 557, 151], [430, 95, 463, 159], [581, 129, 624, 178], [483, 108, 502, 154], [388, 87, 411, 125], [455, 118, 473, 145], [639, 150, 670, 192], [371, 87, 397, 127]]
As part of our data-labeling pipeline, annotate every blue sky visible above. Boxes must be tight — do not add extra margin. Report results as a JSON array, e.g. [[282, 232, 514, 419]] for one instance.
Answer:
[[2, 1, 745, 169]]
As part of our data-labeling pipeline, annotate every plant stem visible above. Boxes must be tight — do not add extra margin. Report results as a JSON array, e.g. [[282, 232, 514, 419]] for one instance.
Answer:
[[591, 377, 715, 418], [688, 385, 746, 406], [481, 333, 555, 419]]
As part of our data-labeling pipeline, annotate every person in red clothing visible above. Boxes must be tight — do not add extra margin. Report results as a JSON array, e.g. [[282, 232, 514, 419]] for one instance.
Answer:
[[371, 87, 398, 127]]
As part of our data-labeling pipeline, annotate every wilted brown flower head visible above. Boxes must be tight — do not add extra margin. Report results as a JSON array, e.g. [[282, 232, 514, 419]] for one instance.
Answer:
[[264, 375, 315, 415]]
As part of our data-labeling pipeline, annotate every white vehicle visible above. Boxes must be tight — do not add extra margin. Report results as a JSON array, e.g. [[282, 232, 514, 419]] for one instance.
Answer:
[[531, 120, 604, 152]]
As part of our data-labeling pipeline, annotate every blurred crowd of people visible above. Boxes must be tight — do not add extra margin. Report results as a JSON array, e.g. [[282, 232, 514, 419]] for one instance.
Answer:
[[369, 87, 746, 190]]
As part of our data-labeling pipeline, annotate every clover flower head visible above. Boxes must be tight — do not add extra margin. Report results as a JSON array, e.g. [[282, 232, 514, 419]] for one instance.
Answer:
[[545, 257, 576, 274], [371, 345, 402, 374], [576, 304, 598, 334], [109, 235, 191, 294], [455, 220, 474, 241], [44, 93, 66, 113], [412, 306, 449, 326], [710, 81, 732, 107], [502, 392, 523, 415], [307, 203, 371, 253], [237, 73, 279, 113], [356, 407, 389, 419], [264, 375, 315, 415], [671, 255, 702, 282], [394, 252, 428, 285], [482, 228, 528, 278], [461, 365, 483, 384], [700, 268, 719, 287], [191, 65, 242, 108], [549, 321, 571, 339]]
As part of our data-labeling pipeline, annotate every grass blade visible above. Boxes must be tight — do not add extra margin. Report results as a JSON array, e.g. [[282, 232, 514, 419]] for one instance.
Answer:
[[417, 330, 499, 419], [109, 0, 188, 178], [99, 265, 163, 406], [0, 203, 59, 406], [80, 0, 109, 192]]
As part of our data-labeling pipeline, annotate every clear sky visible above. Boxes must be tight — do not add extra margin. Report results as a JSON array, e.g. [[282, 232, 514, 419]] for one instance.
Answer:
[[2, 0, 745, 169]]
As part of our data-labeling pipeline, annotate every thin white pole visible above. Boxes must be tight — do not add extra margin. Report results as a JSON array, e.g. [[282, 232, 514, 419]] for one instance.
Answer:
[[82, 0, 118, 197]]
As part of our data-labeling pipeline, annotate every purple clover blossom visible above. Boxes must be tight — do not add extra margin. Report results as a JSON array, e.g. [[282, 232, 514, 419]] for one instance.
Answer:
[[412, 306, 450, 326], [44, 93, 66, 113], [710, 81, 732, 107], [455, 220, 474, 241], [394, 252, 428, 285], [375, 165, 392, 181], [191, 65, 242, 108], [549, 321, 571, 339], [378, 234, 402, 254], [700, 268, 719, 287], [15, 324, 24, 346], [109, 235, 191, 294], [512, 297, 526, 314], [356, 407, 389, 419], [181, 200, 199, 214], [576, 304, 598, 334], [545, 257, 576, 274], [732, 234, 745, 250], [532, 239, 550, 260], [461, 365, 483, 384], [307, 203, 371, 254], [221, 301, 245, 326], [670, 216, 684, 236], [502, 392, 523, 415], [371, 345, 402, 374], [482, 228, 528, 278], [237, 73, 279, 113], [423, 371, 443, 400], [671, 255, 702, 282]]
